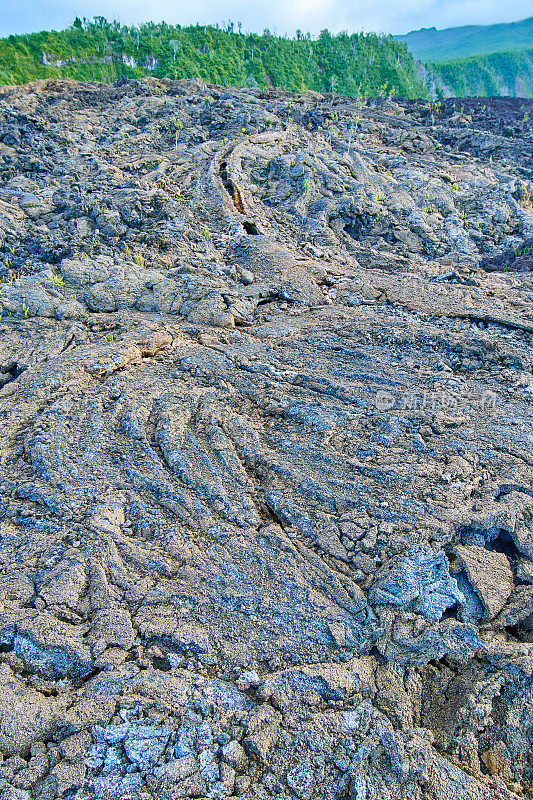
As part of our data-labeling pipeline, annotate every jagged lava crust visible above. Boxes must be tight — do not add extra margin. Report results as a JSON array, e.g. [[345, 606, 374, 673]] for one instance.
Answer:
[[0, 78, 532, 800]]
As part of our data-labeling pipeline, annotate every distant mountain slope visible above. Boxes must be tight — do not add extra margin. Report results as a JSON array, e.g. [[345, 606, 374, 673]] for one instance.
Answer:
[[396, 17, 533, 62], [425, 49, 533, 98]]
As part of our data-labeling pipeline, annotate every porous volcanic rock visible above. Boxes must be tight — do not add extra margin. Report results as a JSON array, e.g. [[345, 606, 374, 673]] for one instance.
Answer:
[[0, 78, 532, 799]]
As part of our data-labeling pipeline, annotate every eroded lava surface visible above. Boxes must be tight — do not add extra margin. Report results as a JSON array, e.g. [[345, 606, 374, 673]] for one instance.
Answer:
[[0, 78, 532, 799]]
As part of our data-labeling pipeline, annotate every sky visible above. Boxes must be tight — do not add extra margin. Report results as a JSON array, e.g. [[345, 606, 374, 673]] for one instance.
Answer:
[[0, 0, 531, 38]]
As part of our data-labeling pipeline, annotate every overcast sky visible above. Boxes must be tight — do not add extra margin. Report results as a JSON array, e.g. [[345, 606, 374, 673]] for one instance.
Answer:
[[0, 0, 531, 38]]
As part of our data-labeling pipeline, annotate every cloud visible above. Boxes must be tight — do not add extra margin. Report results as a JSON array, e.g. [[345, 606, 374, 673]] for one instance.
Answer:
[[0, 0, 530, 37]]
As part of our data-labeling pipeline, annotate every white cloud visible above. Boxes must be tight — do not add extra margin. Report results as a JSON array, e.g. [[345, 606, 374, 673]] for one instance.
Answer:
[[0, 0, 530, 37]]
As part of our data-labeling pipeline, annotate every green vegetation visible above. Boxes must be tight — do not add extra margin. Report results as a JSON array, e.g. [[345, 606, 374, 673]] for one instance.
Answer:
[[394, 16, 533, 98], [0, 17, 427, 98], [133, 251, 148, 268], [428, 49, 533, 98], [396, 16, 533, 62], [2, 16, 530, 99]]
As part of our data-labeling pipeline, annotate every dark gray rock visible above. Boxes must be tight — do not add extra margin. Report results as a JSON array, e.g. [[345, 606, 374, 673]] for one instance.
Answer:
[[0, 79, 531, 800]]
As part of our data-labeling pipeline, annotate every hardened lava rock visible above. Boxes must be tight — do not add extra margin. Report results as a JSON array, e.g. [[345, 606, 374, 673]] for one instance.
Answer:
[[0, 78, 532, 799]]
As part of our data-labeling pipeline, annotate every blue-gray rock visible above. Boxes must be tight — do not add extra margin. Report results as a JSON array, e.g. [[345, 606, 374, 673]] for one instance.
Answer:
[[369, 546, 464, 621]]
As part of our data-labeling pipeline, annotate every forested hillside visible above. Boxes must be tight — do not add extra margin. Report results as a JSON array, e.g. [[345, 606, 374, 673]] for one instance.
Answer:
[[396, 16, 533, 62], [0, 17, 427, 98], [1, 16, 531, 104], [395, 17, 533, 99], [426, 49, 533, 98]]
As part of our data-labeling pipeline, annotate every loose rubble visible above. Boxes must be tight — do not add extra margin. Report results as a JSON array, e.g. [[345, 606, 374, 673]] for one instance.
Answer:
[[0, 78, 532, 799]]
